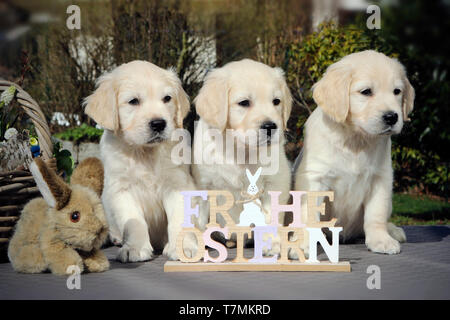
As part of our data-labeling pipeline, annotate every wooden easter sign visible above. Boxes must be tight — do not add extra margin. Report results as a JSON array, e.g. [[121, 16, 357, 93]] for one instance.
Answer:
[[164, 170, 351, 272]]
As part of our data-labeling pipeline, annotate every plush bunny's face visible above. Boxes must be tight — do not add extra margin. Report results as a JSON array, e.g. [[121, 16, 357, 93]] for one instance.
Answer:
[[30, 157, 108, 253], [50, 186, 108, 252]]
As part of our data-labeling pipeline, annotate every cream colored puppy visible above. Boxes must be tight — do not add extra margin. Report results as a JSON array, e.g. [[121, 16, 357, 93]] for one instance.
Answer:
[[192, 59, 292, 252], [295, 50, 414, 255], [84, 60, 197, 262]]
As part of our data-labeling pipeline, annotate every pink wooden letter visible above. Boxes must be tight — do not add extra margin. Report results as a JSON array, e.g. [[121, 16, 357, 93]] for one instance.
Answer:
[[268, 191, 306, 227], [203, 227, 229, 263]]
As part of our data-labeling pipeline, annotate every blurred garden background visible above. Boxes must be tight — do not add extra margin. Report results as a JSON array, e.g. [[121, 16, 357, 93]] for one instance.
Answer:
[[0, 0, 448, 225]]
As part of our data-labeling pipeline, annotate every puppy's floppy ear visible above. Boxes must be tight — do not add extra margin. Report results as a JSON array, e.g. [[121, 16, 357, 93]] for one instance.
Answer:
[[274, 67, 293, 130], [175, 87, 190, 129], [84, 72, 119, 131], [167, 68, 190, 128], [312, 62, 352, 123], [194, 69, 229, 131], [30, 158, 72, 210], [402, 76, 415, 122]]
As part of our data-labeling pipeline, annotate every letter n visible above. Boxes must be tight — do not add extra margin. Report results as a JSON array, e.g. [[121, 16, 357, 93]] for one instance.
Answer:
[[306, 227, 342, 263]]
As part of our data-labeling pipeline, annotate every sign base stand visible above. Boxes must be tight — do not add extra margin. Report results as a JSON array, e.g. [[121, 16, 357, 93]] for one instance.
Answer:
[[164, 261, 351, 272]]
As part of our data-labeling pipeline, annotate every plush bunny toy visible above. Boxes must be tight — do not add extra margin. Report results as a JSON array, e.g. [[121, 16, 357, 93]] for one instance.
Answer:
[[8, 157, 110, 275]]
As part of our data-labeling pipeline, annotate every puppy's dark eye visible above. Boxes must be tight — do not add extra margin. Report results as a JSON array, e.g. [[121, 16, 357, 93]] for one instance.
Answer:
[[273, 98, 281, 106], [394, 88, 402, 95], [70, 211, 80, 223], [238, 100, 250, 107], [128, 98, 140, 105], [360, 89, 372, 96], [163, 95, 172, 103]]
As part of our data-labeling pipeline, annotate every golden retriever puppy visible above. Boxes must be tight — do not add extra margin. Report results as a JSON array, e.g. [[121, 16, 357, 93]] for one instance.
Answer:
[[192, 59, 292, 252], [84, 60, 197, 262], [295, 50, 414, 255]]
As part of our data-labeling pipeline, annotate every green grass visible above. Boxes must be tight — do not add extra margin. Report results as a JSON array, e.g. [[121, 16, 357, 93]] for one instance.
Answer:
[[390, 194, 450, 226]]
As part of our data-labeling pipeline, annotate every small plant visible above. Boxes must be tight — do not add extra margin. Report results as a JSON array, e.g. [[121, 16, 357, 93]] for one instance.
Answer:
[[53, 140, 74, 178], [54, 124, 104, 144]]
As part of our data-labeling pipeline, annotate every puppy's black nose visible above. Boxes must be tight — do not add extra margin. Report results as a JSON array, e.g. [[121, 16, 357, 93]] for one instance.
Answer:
[[383, 112, 398, 126], [260, 121, 277, 136], [149, 119, 166, 132]]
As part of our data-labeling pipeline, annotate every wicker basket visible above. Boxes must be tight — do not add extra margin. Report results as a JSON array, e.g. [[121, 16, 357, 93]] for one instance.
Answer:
[[0, 79, 55, 261]]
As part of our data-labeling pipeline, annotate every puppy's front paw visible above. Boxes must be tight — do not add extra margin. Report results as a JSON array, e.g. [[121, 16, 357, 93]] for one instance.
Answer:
[[286, 234, 309, 260], [288, 244, 309, 260], [164, 234, 198, 261], [163, 243, 178, 260], [387, 223, 407, 243], [263, 239, 281, 257], [117, 243, 153, 263], [366, 232, 401, 255]]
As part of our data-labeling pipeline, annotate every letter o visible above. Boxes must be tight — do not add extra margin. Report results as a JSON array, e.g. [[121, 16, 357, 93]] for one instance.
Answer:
[[176, 228, 205, 262]]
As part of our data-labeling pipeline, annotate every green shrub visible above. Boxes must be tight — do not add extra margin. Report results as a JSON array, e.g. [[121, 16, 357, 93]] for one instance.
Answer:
[[378, 0, 450, 198], [392, 144, 449, 196], [378, 0, 450, 162], [54, 124, 103, 144]]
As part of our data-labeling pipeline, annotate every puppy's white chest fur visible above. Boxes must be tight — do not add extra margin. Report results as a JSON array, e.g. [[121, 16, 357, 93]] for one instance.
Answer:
[[100, 131, 169, 245], [297, 109, 392, 237], [101, 131, 163, 194]]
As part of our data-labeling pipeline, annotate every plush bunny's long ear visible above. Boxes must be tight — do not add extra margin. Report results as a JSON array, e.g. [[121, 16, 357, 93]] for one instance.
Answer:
[[70, 157, 104, 197], [30, 158, 72, 210]]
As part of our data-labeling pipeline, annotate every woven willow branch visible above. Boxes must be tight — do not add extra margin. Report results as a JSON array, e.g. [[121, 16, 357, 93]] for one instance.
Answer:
[[0, 80, 52, 160]]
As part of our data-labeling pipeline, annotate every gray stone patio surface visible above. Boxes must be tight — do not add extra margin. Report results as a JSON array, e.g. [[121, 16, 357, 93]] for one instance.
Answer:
[[0, 226, 448, 300]]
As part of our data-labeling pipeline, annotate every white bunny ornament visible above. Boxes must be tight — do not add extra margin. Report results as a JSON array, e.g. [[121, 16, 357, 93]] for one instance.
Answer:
[[237, 167, 267, 227]]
